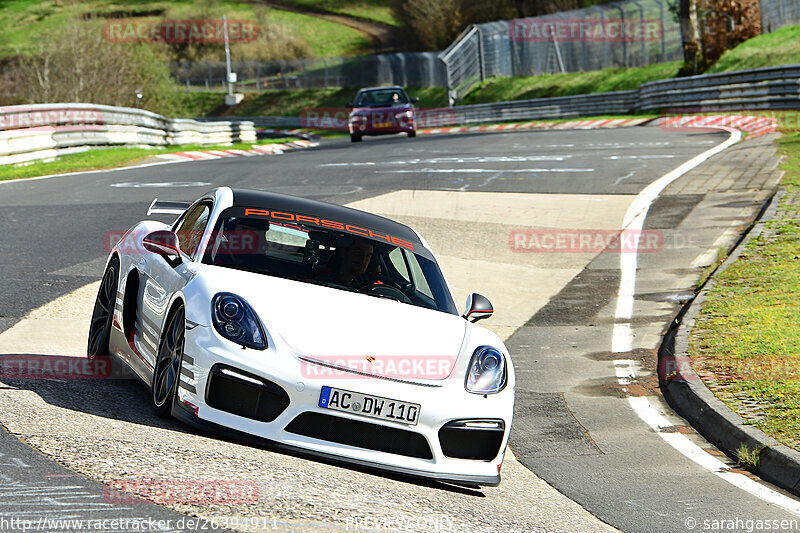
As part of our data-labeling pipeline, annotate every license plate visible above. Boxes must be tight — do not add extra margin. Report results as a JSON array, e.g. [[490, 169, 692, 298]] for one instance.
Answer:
[[373, 121, 393, 129], [318, 386, 420, 425]]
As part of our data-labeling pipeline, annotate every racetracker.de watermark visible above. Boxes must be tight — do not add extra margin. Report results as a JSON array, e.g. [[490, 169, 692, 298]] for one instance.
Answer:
[[104, 19, 258, 43], [509, 229, 665, 253], [106, 229, 259, 255], [299, 107, 457, 131], [509, 17, 663, 42], [300, 355, 455, 380], [1, 355, 113, 380]]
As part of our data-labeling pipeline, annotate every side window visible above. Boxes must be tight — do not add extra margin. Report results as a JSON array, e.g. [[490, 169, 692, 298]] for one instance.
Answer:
[[174, 203, 211, 258], [403, 250, 433, 300], [388, 247, 410, 282]]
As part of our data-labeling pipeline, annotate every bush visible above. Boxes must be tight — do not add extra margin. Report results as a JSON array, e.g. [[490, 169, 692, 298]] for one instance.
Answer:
[[10, 14, 177, 115]]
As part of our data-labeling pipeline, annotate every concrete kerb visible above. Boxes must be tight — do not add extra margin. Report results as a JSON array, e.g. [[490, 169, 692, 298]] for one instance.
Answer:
[[660, 188, 800, 497]]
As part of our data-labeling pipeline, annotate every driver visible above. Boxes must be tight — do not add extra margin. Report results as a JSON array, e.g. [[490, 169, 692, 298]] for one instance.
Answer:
[[317, 238, 380, 289], [334, 238, 375, 288]]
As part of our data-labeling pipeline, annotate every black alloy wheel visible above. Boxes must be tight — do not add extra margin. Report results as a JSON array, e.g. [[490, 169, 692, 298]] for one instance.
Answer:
[[152, 305, 185, 418], [87, 257, 119, 359]]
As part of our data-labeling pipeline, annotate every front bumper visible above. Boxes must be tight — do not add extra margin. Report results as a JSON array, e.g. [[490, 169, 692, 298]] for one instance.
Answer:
[[175, 325, 513, 486]]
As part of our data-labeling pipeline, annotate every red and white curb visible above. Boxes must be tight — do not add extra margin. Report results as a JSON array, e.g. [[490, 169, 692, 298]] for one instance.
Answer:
[[418, 117, 651, 135], [419, 114, 778, 140], [156, 139, 318, 162], [652, 114, 779, 139]]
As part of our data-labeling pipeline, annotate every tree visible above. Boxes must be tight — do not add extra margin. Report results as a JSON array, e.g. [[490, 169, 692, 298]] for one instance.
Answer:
[[12, 15, 177, 115]]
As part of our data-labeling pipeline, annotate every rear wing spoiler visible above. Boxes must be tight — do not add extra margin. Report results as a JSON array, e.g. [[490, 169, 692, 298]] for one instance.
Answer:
[[147, 198, 193, 216]]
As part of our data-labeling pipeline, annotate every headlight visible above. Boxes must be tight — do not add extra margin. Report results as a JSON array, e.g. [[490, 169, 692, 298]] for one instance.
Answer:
[[465, 346, 507, 394], [211, 293, 266, 350], [396, 111, 413, 120]]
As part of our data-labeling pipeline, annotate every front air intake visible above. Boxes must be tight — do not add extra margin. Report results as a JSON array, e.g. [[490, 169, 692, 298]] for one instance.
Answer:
[[206, 364, 289, 423]]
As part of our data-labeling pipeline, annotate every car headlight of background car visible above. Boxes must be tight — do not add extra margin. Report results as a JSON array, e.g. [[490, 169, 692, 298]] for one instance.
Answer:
[[465, 346, 507, 394], [211, 293, 267, 350]]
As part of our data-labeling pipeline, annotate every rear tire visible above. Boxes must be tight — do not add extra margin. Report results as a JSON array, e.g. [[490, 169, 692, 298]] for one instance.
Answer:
[[152, 305, 185, 418], [87, 257, 119, 359], [407, 130, 416, 138], [351, 134, 362, 143]]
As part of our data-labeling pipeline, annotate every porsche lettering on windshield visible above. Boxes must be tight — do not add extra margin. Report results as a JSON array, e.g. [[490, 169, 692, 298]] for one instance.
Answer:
[[243, 208, 415, 251]]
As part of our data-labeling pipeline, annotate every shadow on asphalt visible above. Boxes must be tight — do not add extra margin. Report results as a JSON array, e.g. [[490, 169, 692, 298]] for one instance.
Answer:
[[1, 360, 486, 497]]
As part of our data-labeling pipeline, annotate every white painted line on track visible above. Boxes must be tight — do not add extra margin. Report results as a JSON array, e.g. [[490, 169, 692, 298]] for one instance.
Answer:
[[612, 127, 741, 352], [615, 360, 800, 514], [375, 168, 594, 174], [611, 126, 800, 516], [320, 155, 572, 166], [0, 158, 185, 186]]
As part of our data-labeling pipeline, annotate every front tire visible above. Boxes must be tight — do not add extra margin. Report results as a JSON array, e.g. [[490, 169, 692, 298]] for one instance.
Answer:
[[351, 133, 362, 143], [152, 305, 185, 418], [87, 256, 119, 359]]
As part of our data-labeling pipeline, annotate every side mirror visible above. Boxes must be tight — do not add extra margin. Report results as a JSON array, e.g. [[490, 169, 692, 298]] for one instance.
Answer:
[[411, 97, 419, 103], [345, 102, 354, 108], [462, 293, 493, 323], [143, 230, 182, 260]]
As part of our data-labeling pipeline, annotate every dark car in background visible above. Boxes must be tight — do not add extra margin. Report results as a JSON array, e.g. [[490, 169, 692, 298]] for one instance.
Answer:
[[347, 86, 419, 143]]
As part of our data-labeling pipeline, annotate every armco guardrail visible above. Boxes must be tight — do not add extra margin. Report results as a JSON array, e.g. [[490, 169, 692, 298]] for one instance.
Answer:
[[0, 103, 256, 166], [637, 65, 800, 111], [452, 90, 639, 124], [221, 65, 798, 130], [453, 64, 800, 123]]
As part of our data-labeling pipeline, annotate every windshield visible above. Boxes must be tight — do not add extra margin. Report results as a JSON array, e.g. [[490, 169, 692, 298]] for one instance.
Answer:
[[355, 89, 409, 107], [202, 214, 458, 315]]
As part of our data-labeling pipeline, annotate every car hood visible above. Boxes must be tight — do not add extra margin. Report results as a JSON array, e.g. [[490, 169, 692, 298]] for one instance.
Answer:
[[204, 270, 465, 380], [351, 104, 413, 114]]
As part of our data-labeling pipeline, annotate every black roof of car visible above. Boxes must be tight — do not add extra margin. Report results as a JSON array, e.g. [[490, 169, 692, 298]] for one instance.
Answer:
[[357, 86, 406, 93], [229, 188, 426, 254]]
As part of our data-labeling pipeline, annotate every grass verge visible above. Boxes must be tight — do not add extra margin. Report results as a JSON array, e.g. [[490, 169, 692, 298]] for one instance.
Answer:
[[178, 87, 448, 117], [459, 61, 682, 104], [706, 25, 800, 74], [277, 0, 399, 28], [690, 112, 800, 452], [0, 0, 371, 59], [0, 138, 293, 182]]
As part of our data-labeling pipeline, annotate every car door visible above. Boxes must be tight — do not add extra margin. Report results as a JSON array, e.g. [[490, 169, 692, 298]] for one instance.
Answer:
[[135, 201, 212, 376]]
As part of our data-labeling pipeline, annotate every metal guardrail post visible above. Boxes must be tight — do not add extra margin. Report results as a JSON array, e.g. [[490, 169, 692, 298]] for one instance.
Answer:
[[476, 26, 486, 82], [656, 0, 667, 62], [631, 0, 647, 65], [612, 2, 628, 67]]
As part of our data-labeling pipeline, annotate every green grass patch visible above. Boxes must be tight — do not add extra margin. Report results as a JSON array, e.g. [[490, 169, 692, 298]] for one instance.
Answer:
[[690, 112, 800, 452], [266, 8, 370, 57], [707, 24, 800, 74], [459, 62, 682, 104], [178, 86, 447, 117], [278, 0, 399, 27], [0, 1, 371, 59], [0, 138, 294, 182]]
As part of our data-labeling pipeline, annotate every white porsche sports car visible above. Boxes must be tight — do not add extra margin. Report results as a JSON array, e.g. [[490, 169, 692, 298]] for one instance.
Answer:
[[88, 187, 514, 486]]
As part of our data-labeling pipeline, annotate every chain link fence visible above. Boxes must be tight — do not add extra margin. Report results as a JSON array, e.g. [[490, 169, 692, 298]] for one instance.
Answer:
[[172, 0, 795, 103], [172, 52, 446, 92], [760, 0, 800, 32], [440, 0, 682, 104]]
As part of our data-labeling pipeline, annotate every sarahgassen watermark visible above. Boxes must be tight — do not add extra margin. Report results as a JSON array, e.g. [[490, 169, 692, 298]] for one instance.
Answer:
[[104, 19, 258, 43]]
